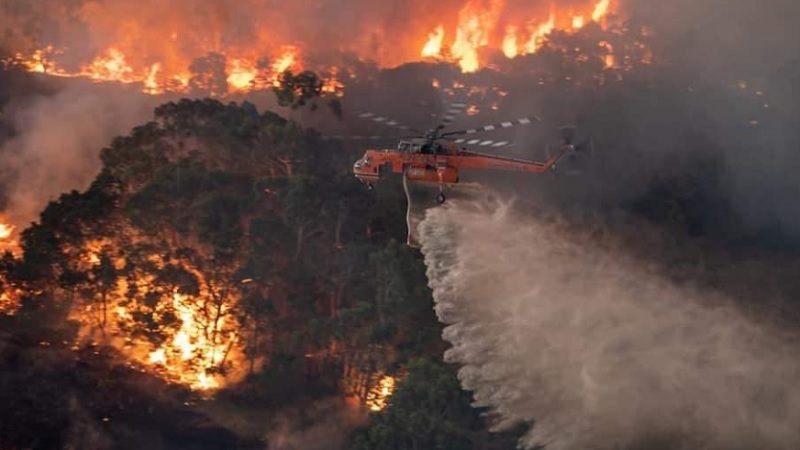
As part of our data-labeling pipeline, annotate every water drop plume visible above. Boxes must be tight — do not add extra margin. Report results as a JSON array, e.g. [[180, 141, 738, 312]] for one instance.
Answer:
[[417, 194, 800, 450]]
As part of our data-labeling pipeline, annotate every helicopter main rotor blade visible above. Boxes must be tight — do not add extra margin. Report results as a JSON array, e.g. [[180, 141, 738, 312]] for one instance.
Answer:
[[356, 112, 422, 134], [434, 102, 469, 131], [325, 135, 394, 141], [441, 116, 542, 138], [452, 138, 513, 147]]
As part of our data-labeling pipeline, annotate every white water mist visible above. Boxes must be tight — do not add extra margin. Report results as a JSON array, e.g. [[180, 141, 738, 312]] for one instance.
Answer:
[[417, 195, 800, 450]]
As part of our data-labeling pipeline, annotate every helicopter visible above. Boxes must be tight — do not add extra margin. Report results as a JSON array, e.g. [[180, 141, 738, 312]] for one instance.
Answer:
[[350, 103, 591, 203]]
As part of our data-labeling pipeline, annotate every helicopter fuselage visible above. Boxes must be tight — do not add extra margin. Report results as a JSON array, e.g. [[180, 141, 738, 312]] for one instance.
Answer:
[[352, 143, 569, 189]]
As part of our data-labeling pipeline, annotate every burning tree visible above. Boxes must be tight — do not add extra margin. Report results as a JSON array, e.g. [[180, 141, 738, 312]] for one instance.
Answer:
[[0, 97, 438, 401]]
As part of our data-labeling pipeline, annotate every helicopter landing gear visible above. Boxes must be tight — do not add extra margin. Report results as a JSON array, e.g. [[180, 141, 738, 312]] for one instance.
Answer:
[[435, 192, 446, 204], [366, 182, 374, 191]]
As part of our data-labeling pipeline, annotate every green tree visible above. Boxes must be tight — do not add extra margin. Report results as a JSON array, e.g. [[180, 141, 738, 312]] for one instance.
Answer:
[[349, 359, 524, 450]]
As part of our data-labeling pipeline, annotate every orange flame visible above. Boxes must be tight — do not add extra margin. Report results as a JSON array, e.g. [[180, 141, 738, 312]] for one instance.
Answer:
[[72, 237, 246, 392], [11, 0, 619, 93], [525, 14, 557, 53], [592, 0, 612, 23], [366, 375, 397, 411], [422, 26, 445, 58], [450, 0, 504, 72], [80, 48, 136, 83], [502, 26, 518, 58], [0, 223, 13, 241], [419, 0, 614, 71], [145, 292, 238, 390], [599, 41, 616, 68]]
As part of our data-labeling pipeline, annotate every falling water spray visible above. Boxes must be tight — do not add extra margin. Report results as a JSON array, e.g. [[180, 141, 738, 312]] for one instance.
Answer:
[[417, 194, 800, 450]]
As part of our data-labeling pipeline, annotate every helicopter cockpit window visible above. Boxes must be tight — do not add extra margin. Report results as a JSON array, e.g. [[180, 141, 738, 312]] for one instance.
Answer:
[[398, 142, 411, 153], [354, 156, 370, 168]]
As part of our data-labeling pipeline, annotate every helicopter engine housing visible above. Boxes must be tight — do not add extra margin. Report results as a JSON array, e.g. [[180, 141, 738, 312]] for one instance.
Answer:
[[405, 165, 459, 184]]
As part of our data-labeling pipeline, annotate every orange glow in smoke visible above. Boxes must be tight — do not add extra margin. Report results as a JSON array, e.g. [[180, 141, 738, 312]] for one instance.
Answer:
[[8, 0, 618, 92], [421, 0, 614, 71]]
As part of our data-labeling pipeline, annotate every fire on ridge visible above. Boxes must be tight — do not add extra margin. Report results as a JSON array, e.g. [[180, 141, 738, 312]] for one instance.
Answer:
[[4, 0, 618, 95]]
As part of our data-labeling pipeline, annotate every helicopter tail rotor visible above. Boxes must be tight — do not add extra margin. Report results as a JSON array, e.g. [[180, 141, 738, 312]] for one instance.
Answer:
[[550, 125, 594, 176]]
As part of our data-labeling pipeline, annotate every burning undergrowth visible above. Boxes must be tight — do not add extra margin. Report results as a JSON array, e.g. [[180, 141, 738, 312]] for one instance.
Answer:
[[0, 96, 430, 436], [1, 100, 334, 392]]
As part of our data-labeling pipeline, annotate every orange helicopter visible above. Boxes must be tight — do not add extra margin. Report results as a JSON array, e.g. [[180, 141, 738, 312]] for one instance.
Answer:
[[351, 105, 590, 203]]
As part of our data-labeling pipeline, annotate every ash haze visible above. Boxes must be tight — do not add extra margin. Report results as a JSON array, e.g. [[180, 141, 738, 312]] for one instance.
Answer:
[[0, 83, 153, 229], [418, 196, 800, 450], [618, 0, 800, 235]]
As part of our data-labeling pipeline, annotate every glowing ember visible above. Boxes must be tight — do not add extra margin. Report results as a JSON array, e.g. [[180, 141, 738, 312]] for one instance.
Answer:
[[366, 375, 397, 411], [599, 41, 616, 68], [0, 290, 21, 316]]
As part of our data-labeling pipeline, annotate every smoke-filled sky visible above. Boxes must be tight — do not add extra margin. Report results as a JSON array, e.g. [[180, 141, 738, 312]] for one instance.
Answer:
[[0, 82, 154, 229], [1, 0, 799, 233]]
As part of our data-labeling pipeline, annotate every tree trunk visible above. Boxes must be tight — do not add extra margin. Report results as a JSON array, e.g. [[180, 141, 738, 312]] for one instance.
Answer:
[[293, 224, 305, 261], [101, 289, 108, 333], [334, 203, 346, 248]]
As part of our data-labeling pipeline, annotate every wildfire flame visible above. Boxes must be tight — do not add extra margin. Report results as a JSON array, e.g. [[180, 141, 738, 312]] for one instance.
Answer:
[[9, 43, 320, 97], [0, 220, 20, 315], [366, 375, 397, 412], [592, 0, 612, 22], [422, 26, 446, 58], [72, 237, 246, 392], [145, 292, 238, 390], [0, 223, 13, 241], [420, 0, 615, 72], [7, 0, 620, 93]]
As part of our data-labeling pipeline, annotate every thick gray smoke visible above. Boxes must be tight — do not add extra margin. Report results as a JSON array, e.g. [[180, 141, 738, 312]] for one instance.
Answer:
[[418, 195, 800, 450], [0, 82, 153, 228]]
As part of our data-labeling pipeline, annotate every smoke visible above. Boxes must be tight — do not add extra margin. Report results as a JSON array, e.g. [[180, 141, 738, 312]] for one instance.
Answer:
[[418, 195, 800, 450], [64, 393, 113, 450], [265, 398, 367, 450], [618, 0, 800, 237], [0, 82, 153, 229]]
